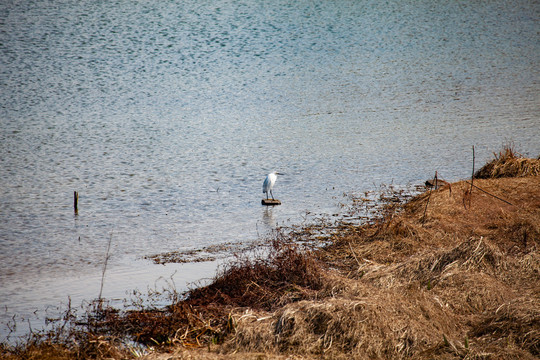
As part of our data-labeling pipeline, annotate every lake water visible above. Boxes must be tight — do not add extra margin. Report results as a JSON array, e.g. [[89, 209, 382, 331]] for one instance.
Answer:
[[1, 0, 539, 339]]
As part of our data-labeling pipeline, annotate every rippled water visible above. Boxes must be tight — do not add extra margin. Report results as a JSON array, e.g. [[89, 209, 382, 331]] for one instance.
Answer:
[[1, 0, 539, 338]]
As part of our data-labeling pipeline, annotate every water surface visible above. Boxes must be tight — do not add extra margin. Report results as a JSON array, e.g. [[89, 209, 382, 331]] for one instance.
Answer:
[[1, 0, 539, 338]]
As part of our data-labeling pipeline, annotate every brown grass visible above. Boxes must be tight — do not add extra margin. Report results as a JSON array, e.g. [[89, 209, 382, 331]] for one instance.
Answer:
[[474, 145, 540, 178], [222, 173, 540, 359], [0, 332, 133, 360], [2, 151, 539, 360], [187, 237, 324, 311]]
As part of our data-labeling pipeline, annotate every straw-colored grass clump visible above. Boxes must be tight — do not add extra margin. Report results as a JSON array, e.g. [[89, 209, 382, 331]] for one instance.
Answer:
[[474, 146, 540, 178]]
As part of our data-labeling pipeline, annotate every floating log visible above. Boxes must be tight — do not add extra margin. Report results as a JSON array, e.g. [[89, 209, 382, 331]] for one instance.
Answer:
[[262, 198, 281, 206]]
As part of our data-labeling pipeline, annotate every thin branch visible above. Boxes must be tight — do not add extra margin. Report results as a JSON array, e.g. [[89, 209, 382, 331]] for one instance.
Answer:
[[469, 145, 475, 209], [348, 242, 361, 268], [464, 181, 514, 206], [99, 232, 113, 301]]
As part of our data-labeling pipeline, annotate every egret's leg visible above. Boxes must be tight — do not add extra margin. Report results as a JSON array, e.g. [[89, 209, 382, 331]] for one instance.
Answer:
[[270, 190, 274, 200]]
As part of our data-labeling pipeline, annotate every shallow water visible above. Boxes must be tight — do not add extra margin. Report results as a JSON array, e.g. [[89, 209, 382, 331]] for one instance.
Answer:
[[1, 0, 539, 339]]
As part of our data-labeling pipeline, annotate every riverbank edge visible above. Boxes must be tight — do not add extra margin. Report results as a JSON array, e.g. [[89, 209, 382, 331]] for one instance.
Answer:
[[2, 150, 539, 359]]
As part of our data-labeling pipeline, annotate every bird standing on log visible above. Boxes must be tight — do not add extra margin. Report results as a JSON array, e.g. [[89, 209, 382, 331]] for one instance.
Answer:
[[263, 171, 281, 200]]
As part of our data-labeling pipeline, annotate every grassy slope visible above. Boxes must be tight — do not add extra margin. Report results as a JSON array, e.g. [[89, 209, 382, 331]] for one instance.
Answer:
[[216, 177, 539, 360]]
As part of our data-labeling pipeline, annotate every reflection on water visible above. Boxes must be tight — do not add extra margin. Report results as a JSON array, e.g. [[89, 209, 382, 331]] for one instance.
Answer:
[[261, 206, 278, 229], [1, 0, 539, 339]]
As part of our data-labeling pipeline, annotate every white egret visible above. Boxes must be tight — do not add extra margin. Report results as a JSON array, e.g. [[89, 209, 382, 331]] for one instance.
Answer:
[[263, 171, 282, 200]]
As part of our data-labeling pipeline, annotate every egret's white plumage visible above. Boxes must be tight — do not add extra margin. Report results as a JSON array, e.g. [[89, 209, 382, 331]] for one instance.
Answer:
[[263, 172, 279, 200]]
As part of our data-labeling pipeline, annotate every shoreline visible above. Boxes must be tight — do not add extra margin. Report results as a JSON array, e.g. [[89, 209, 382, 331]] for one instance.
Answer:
[[2, 151, 539, 359]]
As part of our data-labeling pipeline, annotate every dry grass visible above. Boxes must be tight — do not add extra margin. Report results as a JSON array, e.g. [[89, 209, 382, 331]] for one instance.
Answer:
[[221, 172, 540, 359], [474, 145, 540, 178], [187, 237, 324, 311], [0, 333, 133, 360], [3, 150, 539, 359]]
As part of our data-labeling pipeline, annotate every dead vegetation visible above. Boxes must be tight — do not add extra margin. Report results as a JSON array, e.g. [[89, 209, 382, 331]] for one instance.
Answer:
[[223, 174, 539, 360], [474, 145, 540, 179], [2, 149, 539, 359], [187, 237, 324, 311]]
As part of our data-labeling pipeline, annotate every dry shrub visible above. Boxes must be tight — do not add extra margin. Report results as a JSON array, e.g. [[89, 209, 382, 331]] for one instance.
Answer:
[[320, 217, 433, 271], [405, 237, 505, 286], [182, 172, 539, 358], [187, 238, 324, 311], [495, 214, 540, 255], [403, 177, 540, 250], [85, 300, 235, 349], [2, 237, 326, 358], [74, 335, 130, 359], [516, 251, 540, 286], [120, 305, 213, 345], [358, 237, 517, 316], [435, 272, 514, 315], [474, 146, 540, 178], [81, 237, 326, 350], [280, 173, 540, 359]]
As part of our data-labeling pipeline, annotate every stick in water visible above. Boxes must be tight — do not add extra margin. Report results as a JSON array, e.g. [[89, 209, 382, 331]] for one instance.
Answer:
[[74, 191, 79, 215], [98, 232, 113, 301]]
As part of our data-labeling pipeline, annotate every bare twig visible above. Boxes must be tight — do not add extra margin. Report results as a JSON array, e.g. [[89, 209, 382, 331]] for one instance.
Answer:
[[469, 146, 475, 209], [348, 242, 361, 268], [464, 181, 514, 206], [99, 233, 113, 302]]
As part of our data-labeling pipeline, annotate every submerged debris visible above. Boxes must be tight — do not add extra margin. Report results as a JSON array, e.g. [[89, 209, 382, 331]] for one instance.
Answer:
[[144, 241, 262, 264]]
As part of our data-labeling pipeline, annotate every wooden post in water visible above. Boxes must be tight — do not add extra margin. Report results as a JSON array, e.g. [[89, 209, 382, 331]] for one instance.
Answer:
[[74, 191, 79, 215]]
